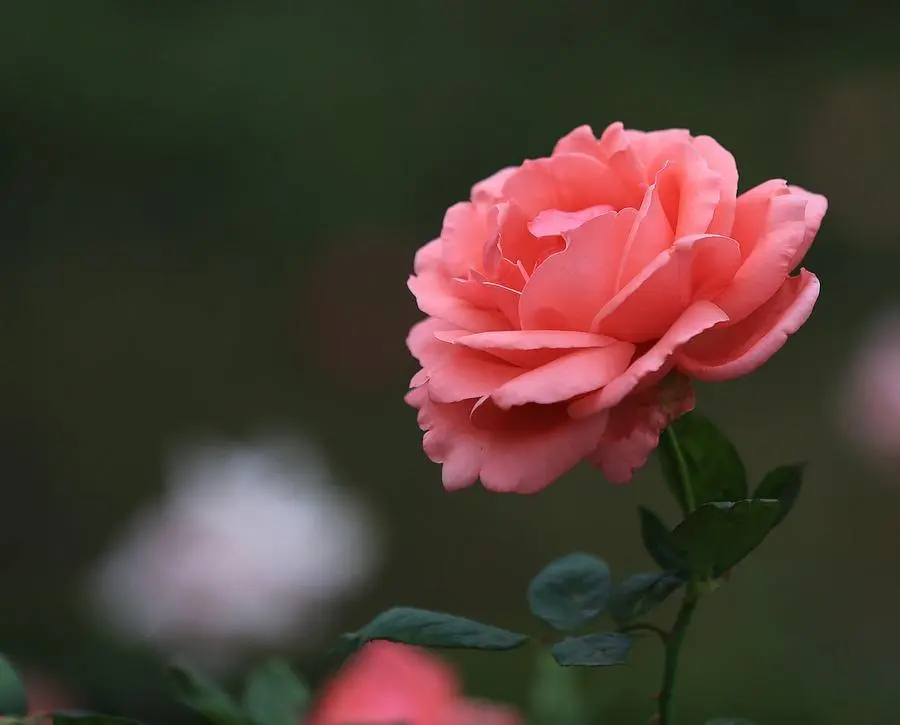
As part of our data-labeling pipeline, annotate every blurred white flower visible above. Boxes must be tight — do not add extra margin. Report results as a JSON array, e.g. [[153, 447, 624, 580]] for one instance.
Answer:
[[89, 433, 381, 668], [837, 310, 900, 460]]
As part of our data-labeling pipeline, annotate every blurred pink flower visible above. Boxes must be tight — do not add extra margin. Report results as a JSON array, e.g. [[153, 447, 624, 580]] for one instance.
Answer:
[[838, 310, 900, 459], [307, 641, 520, 725], [89, 433, 381, 670], [407, 122, 826, 493]]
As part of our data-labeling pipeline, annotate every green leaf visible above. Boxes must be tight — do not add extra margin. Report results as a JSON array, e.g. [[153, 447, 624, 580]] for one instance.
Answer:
[[660, 412, 747, 513], [529, 651, 589, 725], [705, 719, 756, 724], [243, 660, 310, 725], [671, 499, 783, 579], [608, 571, 685, 623], [355, 607, 528, 651], [551, 632, 633, 667], [50, 715, 143, 725], [526, 553, 612, 631], [638, 507, 688, 572], [168, 663, 245, 725], [754, 462, 805, 526], [0, 655, 27, 717]]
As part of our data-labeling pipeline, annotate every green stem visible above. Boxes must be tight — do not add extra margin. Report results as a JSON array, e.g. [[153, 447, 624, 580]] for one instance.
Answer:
[[662, 426, 695, 514], [656, 425, 700, 725], [657, 591, 698, 725]]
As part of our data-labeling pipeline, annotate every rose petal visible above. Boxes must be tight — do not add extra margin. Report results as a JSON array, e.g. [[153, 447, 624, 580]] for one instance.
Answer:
[[408, 389, 611, 493], [693, 135, 738, 236], [528, 204, 615, 238], [519, 209, 637, 331], [586, 376, 695, 484], [788, 185, 828, 269], [472, 167, 517, 204], [473, 403, 612, 493], [491, 342, 635, 408], [592, 234, 741, 343], [655, 144, 723, 238], [713, 189, 810, 322], [570, 300, 728, 418], [408, 390, 485, 491], [435, 329, 618, 368], [408, 273, 510, 332], [503, 153, 640, 218], [614, 169, 675, 288], [440, 329, 618, 350], [677, 269, 820, 381], [441, 202, 495, 277]]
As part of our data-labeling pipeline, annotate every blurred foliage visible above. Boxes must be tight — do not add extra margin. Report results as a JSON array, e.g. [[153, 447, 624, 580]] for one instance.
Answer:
[[2, 1, 900, 723]]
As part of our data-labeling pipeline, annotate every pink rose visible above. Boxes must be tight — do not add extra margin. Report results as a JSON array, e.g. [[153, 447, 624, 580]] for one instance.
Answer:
[[406, 122, 826, 492], [306, 641, 520, 725]]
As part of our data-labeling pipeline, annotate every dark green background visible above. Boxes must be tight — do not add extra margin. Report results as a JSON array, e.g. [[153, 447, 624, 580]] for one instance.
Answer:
[[2, 2, 899, 723]]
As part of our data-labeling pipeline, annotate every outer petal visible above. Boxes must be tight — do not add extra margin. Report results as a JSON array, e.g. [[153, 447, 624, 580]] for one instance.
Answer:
[[712, 189, 810, 322], [407, 388, 486, 491], [490, 342, 635, 408], [407, 322, 521, 404], [693, 135, 739, 236], [586, 376, 695, 484], [570, 301, 728, 418], [440, 202, 495, 277], [471, 167, 517, 204], [474, 403, 611, 493], [519, 209, 636, 332], [408, 272, 510, 332], [592, 234, 740, 343], [677, 270, 820, 381], [788, 185, 828, 269], [407, 388, 610, 494], [729, 179, 789, 258]]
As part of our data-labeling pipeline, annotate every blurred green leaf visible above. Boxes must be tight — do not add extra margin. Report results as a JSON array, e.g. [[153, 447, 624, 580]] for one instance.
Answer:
[[0, 655, 27, 717], [638, 507, 688, 572], [608, 571, 685, 624], [168, 663, 245, 725], [529, 651, 589, 725], [526, 553, 612, 631], [754, 462, 805, 526], [355, 607, 528, 651], [243, 660, 310, 725], [660, 412, 747, 513], [706, 719, 756, 724], [671, 500, 783, 579], [551, 632, 633, 667]]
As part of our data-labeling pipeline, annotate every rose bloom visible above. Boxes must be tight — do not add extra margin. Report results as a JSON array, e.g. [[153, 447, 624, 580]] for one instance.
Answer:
[[406, 122, 826, 492], [307, 641, 520, 725]]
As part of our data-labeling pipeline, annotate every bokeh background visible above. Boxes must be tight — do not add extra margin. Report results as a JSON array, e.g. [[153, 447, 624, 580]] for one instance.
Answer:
[[3, 2, 900, 724]]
